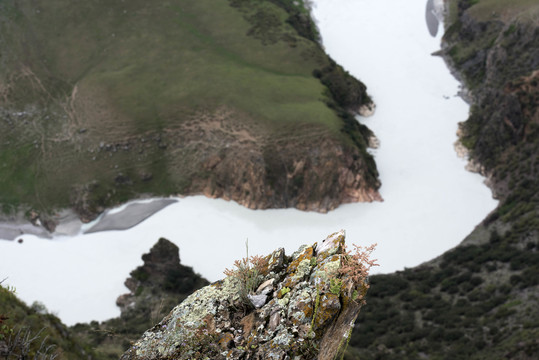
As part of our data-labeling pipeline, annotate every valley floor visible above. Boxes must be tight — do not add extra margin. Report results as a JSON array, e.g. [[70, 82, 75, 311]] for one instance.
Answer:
[[0, 0, 498, 326]]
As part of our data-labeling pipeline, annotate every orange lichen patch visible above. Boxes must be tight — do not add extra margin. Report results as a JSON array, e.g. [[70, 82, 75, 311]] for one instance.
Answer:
[[298, 302, 314, 325], [219, 332, 235, 349], [313, 293, 341, 332], [211, 280, 224, 289], [245, 332, 259, 347], [288, 289, 315, 326], [287, 246, 314, 274], [281, 276, 295, 290]]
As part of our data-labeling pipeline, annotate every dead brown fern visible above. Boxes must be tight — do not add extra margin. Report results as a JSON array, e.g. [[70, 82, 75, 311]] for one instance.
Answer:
[[339, 243, 378, 304]]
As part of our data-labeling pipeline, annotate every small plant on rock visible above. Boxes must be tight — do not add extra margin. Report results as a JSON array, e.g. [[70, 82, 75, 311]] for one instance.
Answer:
[[223, 240, 268, 307], [339, 243, 378, 304], [329, 278, 343, 295]]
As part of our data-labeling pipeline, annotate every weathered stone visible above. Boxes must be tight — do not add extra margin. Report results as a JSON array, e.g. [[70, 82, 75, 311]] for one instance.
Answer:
[[313, 293, 341, 331], [121, 231, 371, 360], [266, 248, 285, 273], [316, 230, 345, 258], [269, 311, 281, 331], [257, 278, 275, 295], [248, 294, 268, 308]]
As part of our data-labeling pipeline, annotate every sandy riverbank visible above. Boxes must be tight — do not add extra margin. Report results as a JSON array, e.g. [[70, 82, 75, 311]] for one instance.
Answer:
[[84, 198, 178, 234], [0, 198, 178, 241]]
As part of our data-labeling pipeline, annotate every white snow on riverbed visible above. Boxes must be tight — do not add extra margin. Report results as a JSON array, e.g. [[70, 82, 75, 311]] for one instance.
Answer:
[[0, 0, 497, 326]]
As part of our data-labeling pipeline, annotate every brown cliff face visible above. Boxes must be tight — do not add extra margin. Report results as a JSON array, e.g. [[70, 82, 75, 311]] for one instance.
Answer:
[[69, 105, 381, 222], [182, 112, 382, 213], [120, 230, 377, 360]]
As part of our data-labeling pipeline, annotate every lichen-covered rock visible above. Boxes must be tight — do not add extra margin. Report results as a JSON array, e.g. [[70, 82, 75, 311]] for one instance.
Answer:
[[121, 230, 373, 360]]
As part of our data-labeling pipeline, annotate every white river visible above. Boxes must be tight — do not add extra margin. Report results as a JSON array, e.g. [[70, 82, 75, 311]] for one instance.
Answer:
[[0, 0, 497, 326]]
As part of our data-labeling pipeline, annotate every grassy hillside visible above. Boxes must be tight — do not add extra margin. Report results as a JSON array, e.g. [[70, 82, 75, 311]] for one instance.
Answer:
[[0, 0, 378, 222]]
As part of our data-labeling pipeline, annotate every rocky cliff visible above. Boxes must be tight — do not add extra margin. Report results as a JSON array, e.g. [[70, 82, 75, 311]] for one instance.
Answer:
[[120, 230, 376, 360], [443, 0, 539, 213], [343, 1, 539, 358]]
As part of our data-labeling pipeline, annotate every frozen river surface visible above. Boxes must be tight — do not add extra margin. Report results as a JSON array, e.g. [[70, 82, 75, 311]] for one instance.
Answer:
[[0, 0, 497, 325]]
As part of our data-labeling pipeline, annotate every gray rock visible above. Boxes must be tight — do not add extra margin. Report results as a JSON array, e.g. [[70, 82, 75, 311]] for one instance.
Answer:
[[248, 294, 267, 309], [256, 278, 275, 295]]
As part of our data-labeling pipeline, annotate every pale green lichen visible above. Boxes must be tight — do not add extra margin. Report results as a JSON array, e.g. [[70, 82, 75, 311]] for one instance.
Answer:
[[173, 276, 241, 325], [330, 278, 343, 295], [311, 258, 341, 289], [277, 293, 290, 307], [132, 276, 243, 358], [287, 289, 314, 324], [272, 329, 293, 346], [295, 259, 313, 279]]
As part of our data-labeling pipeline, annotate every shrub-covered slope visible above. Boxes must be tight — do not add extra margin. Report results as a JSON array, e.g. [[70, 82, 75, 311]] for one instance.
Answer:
[[0, 282, 99, 359], [346, 1, 539, 358], [0, 0, 380, 223], [347, 225, 538, 359]]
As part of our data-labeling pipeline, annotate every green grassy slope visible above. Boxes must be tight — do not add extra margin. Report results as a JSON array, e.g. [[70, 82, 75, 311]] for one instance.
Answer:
[[0, 0, 378, 221]]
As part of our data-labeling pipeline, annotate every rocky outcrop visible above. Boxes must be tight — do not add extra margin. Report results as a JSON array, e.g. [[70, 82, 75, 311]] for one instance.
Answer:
[[121, 230, 376, 360], [116, 238, 209, 315], [70, 238, 209, 359]]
